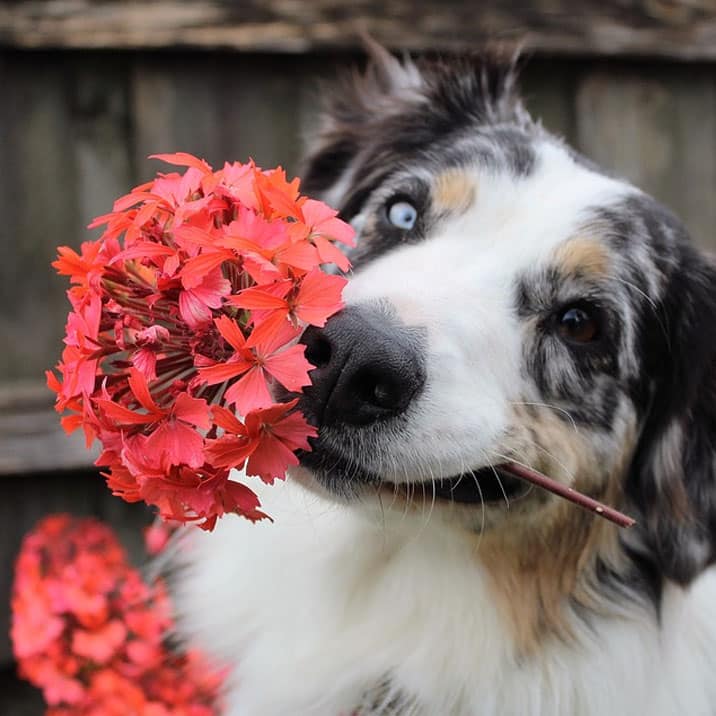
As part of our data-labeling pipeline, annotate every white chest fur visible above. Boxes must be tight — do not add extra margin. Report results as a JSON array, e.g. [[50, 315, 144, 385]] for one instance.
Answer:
[[170, 478, 716, 715]]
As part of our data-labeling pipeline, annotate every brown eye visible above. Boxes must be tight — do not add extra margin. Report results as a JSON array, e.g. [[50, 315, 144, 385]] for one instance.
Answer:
[[557, 306, 600, 344]]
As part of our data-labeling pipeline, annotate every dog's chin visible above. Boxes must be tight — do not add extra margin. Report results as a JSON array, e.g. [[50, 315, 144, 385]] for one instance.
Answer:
[[294, 448, 529, 509]]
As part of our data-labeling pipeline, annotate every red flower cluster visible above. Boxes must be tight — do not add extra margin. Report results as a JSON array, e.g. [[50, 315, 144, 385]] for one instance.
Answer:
[[47, 153, 354, 529], [11, 514, 226, 715]]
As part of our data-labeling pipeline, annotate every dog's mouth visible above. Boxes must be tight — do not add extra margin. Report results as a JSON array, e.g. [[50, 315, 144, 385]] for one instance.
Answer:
[[415, 467, 526, 504], [298, 447, 527, 505]]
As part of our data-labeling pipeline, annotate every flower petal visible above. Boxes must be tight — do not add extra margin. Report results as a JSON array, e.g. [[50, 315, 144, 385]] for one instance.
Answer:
[[149, 152, 212, 174], [197, 358, 252, 386], [246, 433, 298, 483], [128, 368, 164, 415], [294, 268, 347, 327], [263, 344, 313, 391], [224, 368, 273, 415], [144, 420, 206, 468], [213, 315, 248, 353], [178, 289, 213, 328], [172, 393, 210, 429]]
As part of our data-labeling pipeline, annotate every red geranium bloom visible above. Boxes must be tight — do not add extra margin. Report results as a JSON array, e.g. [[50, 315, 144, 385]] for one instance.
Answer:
[[206, 398, 316, 482], [228, 266, 347, 331], [11, 515, 226, 716], [48, 153, 354, 528], [196, 315, 312, 415], [96, 368, 210, 468]]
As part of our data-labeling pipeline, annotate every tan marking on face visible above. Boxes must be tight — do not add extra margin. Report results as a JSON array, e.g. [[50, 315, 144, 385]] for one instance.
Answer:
[[508, 403, 595, 487], [433, 170, 476, 214], [554, 237, 611, 278], [476, 405, 637, 654]]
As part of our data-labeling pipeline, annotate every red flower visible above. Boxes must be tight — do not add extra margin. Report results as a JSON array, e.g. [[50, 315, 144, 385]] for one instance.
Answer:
[[229, 266, 347, 333], [143, 519, 177, 556], [52, 241, 105, 297], [196, 315, 312, 415], [12, 515, 226, 715], [72, 621, 127, 664], [245, 400, 317, 481], [96, 369, 209, 468], [178, 266, 232, 328], [48, 153, 353, 528], [297, 198, 355, 271], [207, 399, 316, 482]]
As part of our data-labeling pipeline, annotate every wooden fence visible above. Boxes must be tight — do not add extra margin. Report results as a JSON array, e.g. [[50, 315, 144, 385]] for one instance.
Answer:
[[1, 0, 715, 674]]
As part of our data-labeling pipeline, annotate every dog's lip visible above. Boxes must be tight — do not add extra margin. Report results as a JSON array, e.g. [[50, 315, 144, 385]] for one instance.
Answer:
[[386, 466, 527, 505], [299, 444, 527, 504]]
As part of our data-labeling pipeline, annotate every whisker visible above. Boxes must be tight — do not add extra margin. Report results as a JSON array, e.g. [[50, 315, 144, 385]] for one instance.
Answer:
[[460, 459, 486, 553], [509, 399, 579, 434], [491, 462, 511, 510], [498, 434, 579, 491]]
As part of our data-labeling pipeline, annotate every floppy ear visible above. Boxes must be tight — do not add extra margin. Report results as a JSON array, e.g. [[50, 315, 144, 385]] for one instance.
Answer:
[[300, 42, 423, 202], [628, 248, 716, 584]]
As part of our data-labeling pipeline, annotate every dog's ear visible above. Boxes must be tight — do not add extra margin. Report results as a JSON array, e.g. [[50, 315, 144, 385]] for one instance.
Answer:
[[628, 248, 716, 584], [300, 41, 423, 203]]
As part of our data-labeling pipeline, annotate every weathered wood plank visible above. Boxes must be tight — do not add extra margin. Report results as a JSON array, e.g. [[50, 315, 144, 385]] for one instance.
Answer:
[[576, 66, 716, 252], [73, 60, 133, 231], [131, 53, 316, 178], [665, 70, 716, 251], [0, 52, 133, 386], [214, 56, 313, 174], [131, 55, 225, 178], [0, 54, 79, 383], [521, 61, 578, 144], [0, 383, 97, 474], [2, 1, 716, 60]]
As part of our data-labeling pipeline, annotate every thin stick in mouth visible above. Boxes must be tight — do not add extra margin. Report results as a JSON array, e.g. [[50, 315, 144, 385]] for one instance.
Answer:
[[502, 462, 636, 528]]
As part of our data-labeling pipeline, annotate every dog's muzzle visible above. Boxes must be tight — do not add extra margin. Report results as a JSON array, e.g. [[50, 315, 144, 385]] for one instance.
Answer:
[[299, 306, 426, 428], [294, 307, 527, 504]]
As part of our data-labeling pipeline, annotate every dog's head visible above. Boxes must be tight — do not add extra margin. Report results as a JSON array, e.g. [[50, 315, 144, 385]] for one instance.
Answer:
[[293, 48, 716, 591]]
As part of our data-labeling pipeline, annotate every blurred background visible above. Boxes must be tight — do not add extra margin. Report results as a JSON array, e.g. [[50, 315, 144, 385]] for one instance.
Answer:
[[1, 1, 715, 711]]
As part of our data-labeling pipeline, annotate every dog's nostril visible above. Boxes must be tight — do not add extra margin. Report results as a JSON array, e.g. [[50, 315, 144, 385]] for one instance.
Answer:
[[303, 332, 332, 369], [371, 383, 395, 409], [350, 367, 413, 412], [353, 371, 395, 409]]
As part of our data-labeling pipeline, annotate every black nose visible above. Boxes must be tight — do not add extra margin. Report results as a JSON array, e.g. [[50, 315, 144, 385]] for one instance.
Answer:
[[300, 307, 425, 427]]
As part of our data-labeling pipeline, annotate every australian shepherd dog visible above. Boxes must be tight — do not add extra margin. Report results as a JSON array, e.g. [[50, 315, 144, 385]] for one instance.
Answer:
[[168, 47, 716, 714]]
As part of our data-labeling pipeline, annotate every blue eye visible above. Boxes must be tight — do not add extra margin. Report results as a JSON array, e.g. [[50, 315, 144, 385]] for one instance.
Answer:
[[387, 200, 418, 230]]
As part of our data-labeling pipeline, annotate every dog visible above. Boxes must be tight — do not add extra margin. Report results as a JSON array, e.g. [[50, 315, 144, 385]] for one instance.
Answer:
[[169, 47, 716, 714]]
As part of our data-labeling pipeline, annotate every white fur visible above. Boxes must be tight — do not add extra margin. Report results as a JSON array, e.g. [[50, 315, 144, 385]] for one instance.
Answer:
[[172, 477, 716, 715]]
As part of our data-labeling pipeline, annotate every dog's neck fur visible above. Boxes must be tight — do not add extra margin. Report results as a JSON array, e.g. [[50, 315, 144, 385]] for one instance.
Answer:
[[171, 478, 716, 715]]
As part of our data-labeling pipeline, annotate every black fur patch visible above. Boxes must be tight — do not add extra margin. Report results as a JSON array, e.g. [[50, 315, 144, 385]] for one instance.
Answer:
[[622, 214, 716, 585]]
